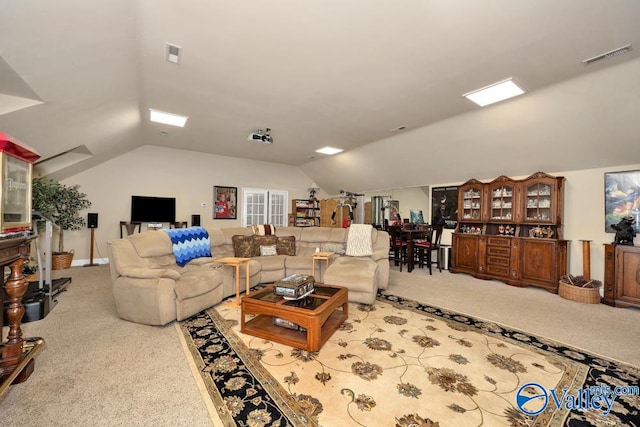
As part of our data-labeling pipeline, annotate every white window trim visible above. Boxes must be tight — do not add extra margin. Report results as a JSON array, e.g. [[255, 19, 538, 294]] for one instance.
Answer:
[[241, 188, 289, 227]]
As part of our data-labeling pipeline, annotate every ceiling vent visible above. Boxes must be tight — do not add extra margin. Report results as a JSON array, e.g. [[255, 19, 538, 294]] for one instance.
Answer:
[[582, 44, 632, 65], [166, 43, 182, 64]]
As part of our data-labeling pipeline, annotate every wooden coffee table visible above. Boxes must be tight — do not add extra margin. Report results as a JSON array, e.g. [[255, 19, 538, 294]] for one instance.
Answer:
[[241, 284, 348, 352]]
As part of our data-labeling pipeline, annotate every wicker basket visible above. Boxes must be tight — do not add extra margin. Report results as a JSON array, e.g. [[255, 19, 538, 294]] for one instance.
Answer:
[[558, 280, 601, 304], [52, 250, 74, 270]]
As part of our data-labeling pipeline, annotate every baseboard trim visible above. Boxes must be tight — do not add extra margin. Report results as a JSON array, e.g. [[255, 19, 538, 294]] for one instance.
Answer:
[[71, 258, 109, 267]]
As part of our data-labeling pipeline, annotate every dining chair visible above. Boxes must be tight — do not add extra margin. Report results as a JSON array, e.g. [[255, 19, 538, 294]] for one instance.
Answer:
[[414, 225, 443, 274], [170, 221, 188, 229], [120, 221, 142, 238], [387, 225, 408, 272]]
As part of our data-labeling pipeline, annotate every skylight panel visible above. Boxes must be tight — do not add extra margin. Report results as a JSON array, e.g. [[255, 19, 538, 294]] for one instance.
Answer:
[[315, 146, 344, 155], [463, 78, 526, 107], [149, 109, 188, 127]]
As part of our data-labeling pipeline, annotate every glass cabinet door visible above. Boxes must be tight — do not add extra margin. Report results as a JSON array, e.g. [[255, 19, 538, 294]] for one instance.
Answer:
[[489, 183, 515, 222], [524, 179, 555, 223], [461, 184, 483, 221]]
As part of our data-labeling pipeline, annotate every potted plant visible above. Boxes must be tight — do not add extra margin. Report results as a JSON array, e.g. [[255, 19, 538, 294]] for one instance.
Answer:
[[22, 257, 39, 281], [32, 177, 92, 269]]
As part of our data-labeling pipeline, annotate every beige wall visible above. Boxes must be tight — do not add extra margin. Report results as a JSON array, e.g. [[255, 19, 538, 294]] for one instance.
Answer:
[[367, 187, 431, 223], [365, 163, 640, 283], [431, 164, 640, 283], [57, 145, 638, 287], [58, 145, 316, 263]]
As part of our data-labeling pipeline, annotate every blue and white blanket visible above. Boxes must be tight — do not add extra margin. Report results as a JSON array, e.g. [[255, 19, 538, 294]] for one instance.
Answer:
[[164, 226, 212, 267]]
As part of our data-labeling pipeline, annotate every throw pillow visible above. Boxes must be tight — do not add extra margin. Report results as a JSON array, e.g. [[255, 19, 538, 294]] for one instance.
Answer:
[[320, 242, 346, 255], [252, 235, 278, 257], [259, 245, 277, 256], [252, 224, 276, 236], [232, 235, 254, 258], [276, 236, 296, 256]]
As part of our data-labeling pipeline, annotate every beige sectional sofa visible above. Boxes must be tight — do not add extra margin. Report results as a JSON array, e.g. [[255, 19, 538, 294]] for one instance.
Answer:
[[108, 226, 389, 326]]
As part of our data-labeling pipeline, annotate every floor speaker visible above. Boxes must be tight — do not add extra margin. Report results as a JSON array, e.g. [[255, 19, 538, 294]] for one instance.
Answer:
[[88, 213, 98, 228], [192, 214, 200, 226]]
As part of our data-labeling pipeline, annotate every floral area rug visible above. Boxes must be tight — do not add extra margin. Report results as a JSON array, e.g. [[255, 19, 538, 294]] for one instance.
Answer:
[[178, 291, 640, 426]]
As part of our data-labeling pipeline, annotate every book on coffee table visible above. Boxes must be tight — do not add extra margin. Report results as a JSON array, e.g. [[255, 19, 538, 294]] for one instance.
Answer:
[[272, 317, 307, 332], [274, 274, 315, 300]]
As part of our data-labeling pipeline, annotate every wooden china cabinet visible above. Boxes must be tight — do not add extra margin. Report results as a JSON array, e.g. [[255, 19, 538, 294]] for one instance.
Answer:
[[453, 179, 484, 275], [452, 172, 568, 293], [603, 244, 640, 308]]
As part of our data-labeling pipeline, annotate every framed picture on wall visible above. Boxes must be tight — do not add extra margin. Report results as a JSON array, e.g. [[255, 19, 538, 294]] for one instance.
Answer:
[[213, 186, 237, 219], [431, 186, 458, 229], [604, 170, 640, 232], [389, 200, 400, 223]]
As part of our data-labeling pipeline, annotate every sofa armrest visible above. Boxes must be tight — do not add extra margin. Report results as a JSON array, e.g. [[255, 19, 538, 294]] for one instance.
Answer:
[[185, 258, 226, 270], [371, 249, 388, 262], [186, 257, 215, 266], [119, 267, 181, 280]]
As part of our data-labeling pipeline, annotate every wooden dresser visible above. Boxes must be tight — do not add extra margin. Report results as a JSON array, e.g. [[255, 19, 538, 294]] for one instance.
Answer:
[[603, 243, 640, 308]]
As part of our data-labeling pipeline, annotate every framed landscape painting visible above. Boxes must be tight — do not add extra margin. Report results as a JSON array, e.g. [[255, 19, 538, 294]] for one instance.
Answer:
[[214, 186, 237, 219], [604, 170, 640, 232]]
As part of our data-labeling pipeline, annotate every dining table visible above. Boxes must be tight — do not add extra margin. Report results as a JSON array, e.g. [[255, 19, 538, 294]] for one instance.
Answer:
[[390, 226, 429, 272]]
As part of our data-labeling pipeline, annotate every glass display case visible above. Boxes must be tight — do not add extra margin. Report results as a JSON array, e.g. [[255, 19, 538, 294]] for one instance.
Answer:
[[524, 181, 553, 221], [487, 176, 516, 222], [459, 179, 484, 223], [0, 132, 40, 235]]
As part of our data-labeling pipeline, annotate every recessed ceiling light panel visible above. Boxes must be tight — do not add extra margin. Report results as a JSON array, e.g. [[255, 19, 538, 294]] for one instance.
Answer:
[[463, 78, 526, 107], [149, 109, 188, 127], [315, 146, 344, 155]]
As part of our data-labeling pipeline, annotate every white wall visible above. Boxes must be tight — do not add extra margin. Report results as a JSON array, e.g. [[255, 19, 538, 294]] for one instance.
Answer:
[[54, 144, 638, 286], [58, 145, 317, 263]]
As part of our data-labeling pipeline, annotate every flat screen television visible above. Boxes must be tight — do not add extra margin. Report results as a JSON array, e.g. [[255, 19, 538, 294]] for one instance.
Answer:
[[131, 196, 176, 223]]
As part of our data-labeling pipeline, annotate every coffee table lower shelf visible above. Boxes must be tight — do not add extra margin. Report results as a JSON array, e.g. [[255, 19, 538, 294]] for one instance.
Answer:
[[242, 310, 347, 352], [240, 284, 349, 352]]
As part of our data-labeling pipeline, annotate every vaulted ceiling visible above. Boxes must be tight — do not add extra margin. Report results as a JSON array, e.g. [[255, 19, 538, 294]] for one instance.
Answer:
[[1, 1, 639, 192]]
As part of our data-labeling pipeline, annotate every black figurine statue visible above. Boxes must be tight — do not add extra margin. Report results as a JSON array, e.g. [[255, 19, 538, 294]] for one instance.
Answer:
[[612, 216, 636, 245]]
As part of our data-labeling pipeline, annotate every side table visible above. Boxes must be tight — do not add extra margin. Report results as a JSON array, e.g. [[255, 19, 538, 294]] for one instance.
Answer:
[[215, 257, 250, 306], [312, 251, 334, 282]]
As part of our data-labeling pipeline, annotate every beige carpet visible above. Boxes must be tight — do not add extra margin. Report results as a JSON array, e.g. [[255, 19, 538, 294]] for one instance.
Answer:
[[1, 264, 639, 426]]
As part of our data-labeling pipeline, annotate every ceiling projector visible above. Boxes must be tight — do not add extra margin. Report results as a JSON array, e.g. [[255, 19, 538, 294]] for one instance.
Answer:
[[248, 128, 273, 144]]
